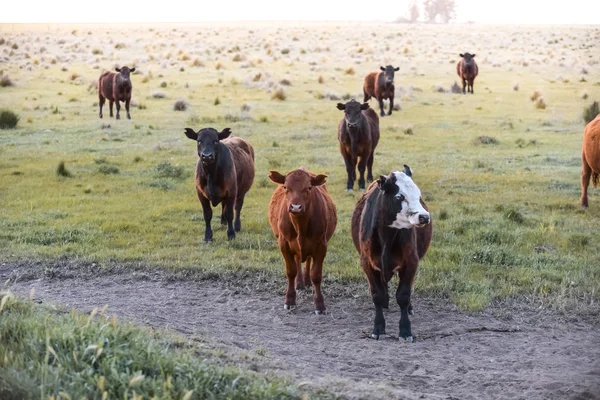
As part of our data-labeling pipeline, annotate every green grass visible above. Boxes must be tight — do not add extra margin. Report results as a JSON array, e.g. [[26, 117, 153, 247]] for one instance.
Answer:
[[0, 294, 304, 400], [0, 23, 599, 314]]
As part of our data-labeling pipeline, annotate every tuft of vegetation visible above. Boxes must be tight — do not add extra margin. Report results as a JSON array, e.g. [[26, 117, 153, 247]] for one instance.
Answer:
[[530, 91, 542, 101], [535, 97, 547, 110], [271, 88, 286, 101], [0, 109, 19, 129], [152, 91, 166, 99], [473, 135, 499, 145], [513, 82, 519, 91], [279, 79, 291, 86], [91, 48, 103, 55], [98, 164, 120, 175], [56, 161, 72, 177], [583, 101, 599, 124], [450, 81, 461, 93], [154, 162, 185, 179], [173, 99, 188, 111], [214, 97, 221, 106], [318, 76, 324, 84], [0, 74, 14, 87], [191, 58, 205, 67], [344, 67, 355, 75]]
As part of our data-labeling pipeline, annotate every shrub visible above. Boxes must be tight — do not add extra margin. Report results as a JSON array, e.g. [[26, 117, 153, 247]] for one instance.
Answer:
[[91, 48, 103, 55], [56, 161, 72, 177], [0, 110, 19, 129], [344, 67, 355, 75], [160, 81, 167, 88], [271, 88, 286, 101], [535, 97, 546, 110], [173, 99, 188, 111], [530, 91, 542, 101], [513, 82, 519, 91], [281, 48, 290, 55], [450, 81, 461, 93], [583, 101, 599, 124], [214, 97, 220, 106], [98, 164, 120, 175], [191, 58, 204, 67], [241, 103, 251, 112], [318, 76, 324, 84], [279, 79, 291, 86], [154, 162, 185, 179], [0, 75, 14, 87], [152, 91, 166, 99], [473, 136, 499, 145]]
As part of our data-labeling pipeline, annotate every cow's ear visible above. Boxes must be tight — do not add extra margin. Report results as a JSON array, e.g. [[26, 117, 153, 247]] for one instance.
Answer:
[[269, 170, 286, 185], [403, 164, 413, 178], [360, 102, 369, 110], [130, 68, 136, 72], [378, 175, 396, 193], [471, 54, 476, 58], [380, 66, 385, 71], [115, 67, 121, 72], [184, 128, 198, 140], [459, 54, 464, 58], [218, 128, 232, 140], [394, 67, 399, 71], [311, 174, 327, 187], [336, 103, 345, 110], [377, 175, 387, 189]]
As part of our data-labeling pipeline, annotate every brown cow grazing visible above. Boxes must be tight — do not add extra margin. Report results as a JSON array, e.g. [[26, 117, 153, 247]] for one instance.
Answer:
[[98, 66, 135, 120], [351, 166, 432, 342], [581, 115, 600, 208], [363, 65, 399, 117], [268, 167, 337, 314], [184, 127, 255, 242], [336, 99, 380, 191], [457, 53, 478, 94]]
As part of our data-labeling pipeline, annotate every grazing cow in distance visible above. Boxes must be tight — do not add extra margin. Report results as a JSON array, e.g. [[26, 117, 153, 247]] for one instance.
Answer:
[[363, 65, 399, 117], [581, 115, 600, 208], [351, 166, 432, 342], [268, 167, 337, 314], [98, 66, 135, 119], [336, 99, 380, 191], [184, 127, 255, 242], [457, 53, 478, 94]]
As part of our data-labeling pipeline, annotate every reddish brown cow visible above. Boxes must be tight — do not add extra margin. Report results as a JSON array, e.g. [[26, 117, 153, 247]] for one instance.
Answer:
[[184, 127, 255, 242], [581, 115, 600, 208], [363, 65, 399, 117], [337, 99, 380, 191], [351, 167, 432, 342], [268, 167, 337, 314], [98, 66, 135, 120], [457, 53, 478, 94]]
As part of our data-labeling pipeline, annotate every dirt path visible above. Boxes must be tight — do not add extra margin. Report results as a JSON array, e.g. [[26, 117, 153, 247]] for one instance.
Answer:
[[2, 264, 599, 400]]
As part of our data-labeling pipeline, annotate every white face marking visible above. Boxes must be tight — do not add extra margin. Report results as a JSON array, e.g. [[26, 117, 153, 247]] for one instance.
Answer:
[[388, 171, 429, 230]]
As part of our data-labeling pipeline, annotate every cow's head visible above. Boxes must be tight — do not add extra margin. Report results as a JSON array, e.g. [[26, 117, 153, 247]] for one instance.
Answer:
[[377, 166, 430, 229], [269, 168, 327, 216], [184, 127, 232, 167], [115, 66, 135, 81], [459, 53, 476, 66], [380, 65, 400, 85], [336, 99, 369, 129]]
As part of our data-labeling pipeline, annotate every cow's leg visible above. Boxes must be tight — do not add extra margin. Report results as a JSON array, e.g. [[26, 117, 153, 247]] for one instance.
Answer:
[[125, 97, 131, 119], [220, 203, 227, 226], [280, 239, 299, 309], [366, 151, 375, 183], [296, 258, 305, 291], [469, 79, 474, 94], [581, 154, 592, 208], [363, 89, 370, 103], [396, 262, 417, 342], [462, 78, 467, 94], [115, 99, 121, 120], [233, 195, 244, 232], [109, 100, 114, 118], [303, 256, 312, 288], [311, 250, 327, 314], [388, 95, 394, 116], [198, 195, 213, 242], [99, 95, 105, 118], [343, 152, 357, 191], [362, 255, 387, 339], [378, 97, 385, 117], [223, 198, 235, 240], [357, 156, 368, 191]]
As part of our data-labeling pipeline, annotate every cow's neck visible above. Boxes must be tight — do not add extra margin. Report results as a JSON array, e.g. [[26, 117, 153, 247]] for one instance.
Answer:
[[290, 211, 310, 239], [347, 118, 366, 153]]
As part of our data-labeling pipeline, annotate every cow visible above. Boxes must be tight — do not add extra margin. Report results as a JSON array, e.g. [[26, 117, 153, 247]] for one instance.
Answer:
[[363, 65, 399, 117], [98, 66, 135, 120], [268, 167, 337, 314], [336, 99, 380, 191], [581, 114, 600, 208], [457, 53, 478, 94], [184, 127, 255, 242], [351, 166, 432, 342]]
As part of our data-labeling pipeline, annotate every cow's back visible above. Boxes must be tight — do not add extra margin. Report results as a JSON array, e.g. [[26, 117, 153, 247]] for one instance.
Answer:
[[583, 115, 600, 172], [99, 71, 115, 99], [363, 72, 378, 95], [223, 136, 255, 197], [314, 185, 337, 242], [363, 108, 380, 149]]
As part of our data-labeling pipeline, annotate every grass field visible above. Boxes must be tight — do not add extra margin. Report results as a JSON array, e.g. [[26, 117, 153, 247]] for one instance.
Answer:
[[0, 22, 599, 314]]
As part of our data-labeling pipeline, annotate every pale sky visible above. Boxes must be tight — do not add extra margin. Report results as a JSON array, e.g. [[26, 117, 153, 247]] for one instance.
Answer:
[[3, 0, 599, 24]]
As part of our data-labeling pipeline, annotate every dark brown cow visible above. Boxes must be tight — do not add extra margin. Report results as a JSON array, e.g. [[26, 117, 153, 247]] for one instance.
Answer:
[[363, 65, 399, 117], [457, 53, 478, 94], [98, 66, 135, 120], [184, 127, 255, 242], [336, 99, 380, 191], [351, 167, 432, 342], [581, 114, 600, 208], [268, 167, 337, 314]]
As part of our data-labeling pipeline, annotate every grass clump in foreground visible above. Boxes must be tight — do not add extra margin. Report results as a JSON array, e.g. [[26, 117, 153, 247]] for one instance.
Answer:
[[0, 110, 19, 129], [0, 295, 301, 400]]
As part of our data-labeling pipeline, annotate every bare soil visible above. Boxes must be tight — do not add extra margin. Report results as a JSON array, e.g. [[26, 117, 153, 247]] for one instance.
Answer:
[[2, 262, 599, 400]]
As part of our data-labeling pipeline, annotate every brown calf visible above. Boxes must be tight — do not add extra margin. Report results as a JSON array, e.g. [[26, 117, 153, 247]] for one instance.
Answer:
[[98, 66, 135, 120], [363, 65, 399, 117], [457, 53, 478, 94], [268, 168, 337, 314], [581, 115, 600, 208], [184, 127, 255, 242]]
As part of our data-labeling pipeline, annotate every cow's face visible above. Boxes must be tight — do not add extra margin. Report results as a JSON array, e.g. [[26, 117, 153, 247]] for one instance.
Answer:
[[269, 168, 327, 216], [380, 65, 399, 85], [336, 99, 369, 129], [184, 127, 232, 166], [377, 166, 430, 229], [459, 53, 476, 66], [115, 66, 135, 80]]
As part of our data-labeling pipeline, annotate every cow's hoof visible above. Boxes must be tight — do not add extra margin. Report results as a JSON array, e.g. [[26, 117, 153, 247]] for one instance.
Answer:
[[127, 115, 131, 120], [314, 310, 324, 315], [400, 336, 414, 343], [371, 333, 385, 340], [345, 188, 354, 192], [284, 304, 292, 310]]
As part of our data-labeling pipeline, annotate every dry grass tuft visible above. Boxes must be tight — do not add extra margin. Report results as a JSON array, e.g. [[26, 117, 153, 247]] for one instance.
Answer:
[[271, 88, 286, 101], [173, 99, 188, 111]]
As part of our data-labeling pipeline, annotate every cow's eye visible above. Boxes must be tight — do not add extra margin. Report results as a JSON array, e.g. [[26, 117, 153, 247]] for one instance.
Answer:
[[282, 186, 287, 191], [395, 194, 405, 202]]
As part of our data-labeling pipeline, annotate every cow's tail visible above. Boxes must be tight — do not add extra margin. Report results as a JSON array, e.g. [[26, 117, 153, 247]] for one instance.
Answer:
[[593, 171, 599, 188]]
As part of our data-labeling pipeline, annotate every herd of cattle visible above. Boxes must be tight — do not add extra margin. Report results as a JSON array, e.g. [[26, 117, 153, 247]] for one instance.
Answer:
[[97, 53, 600, 342]]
